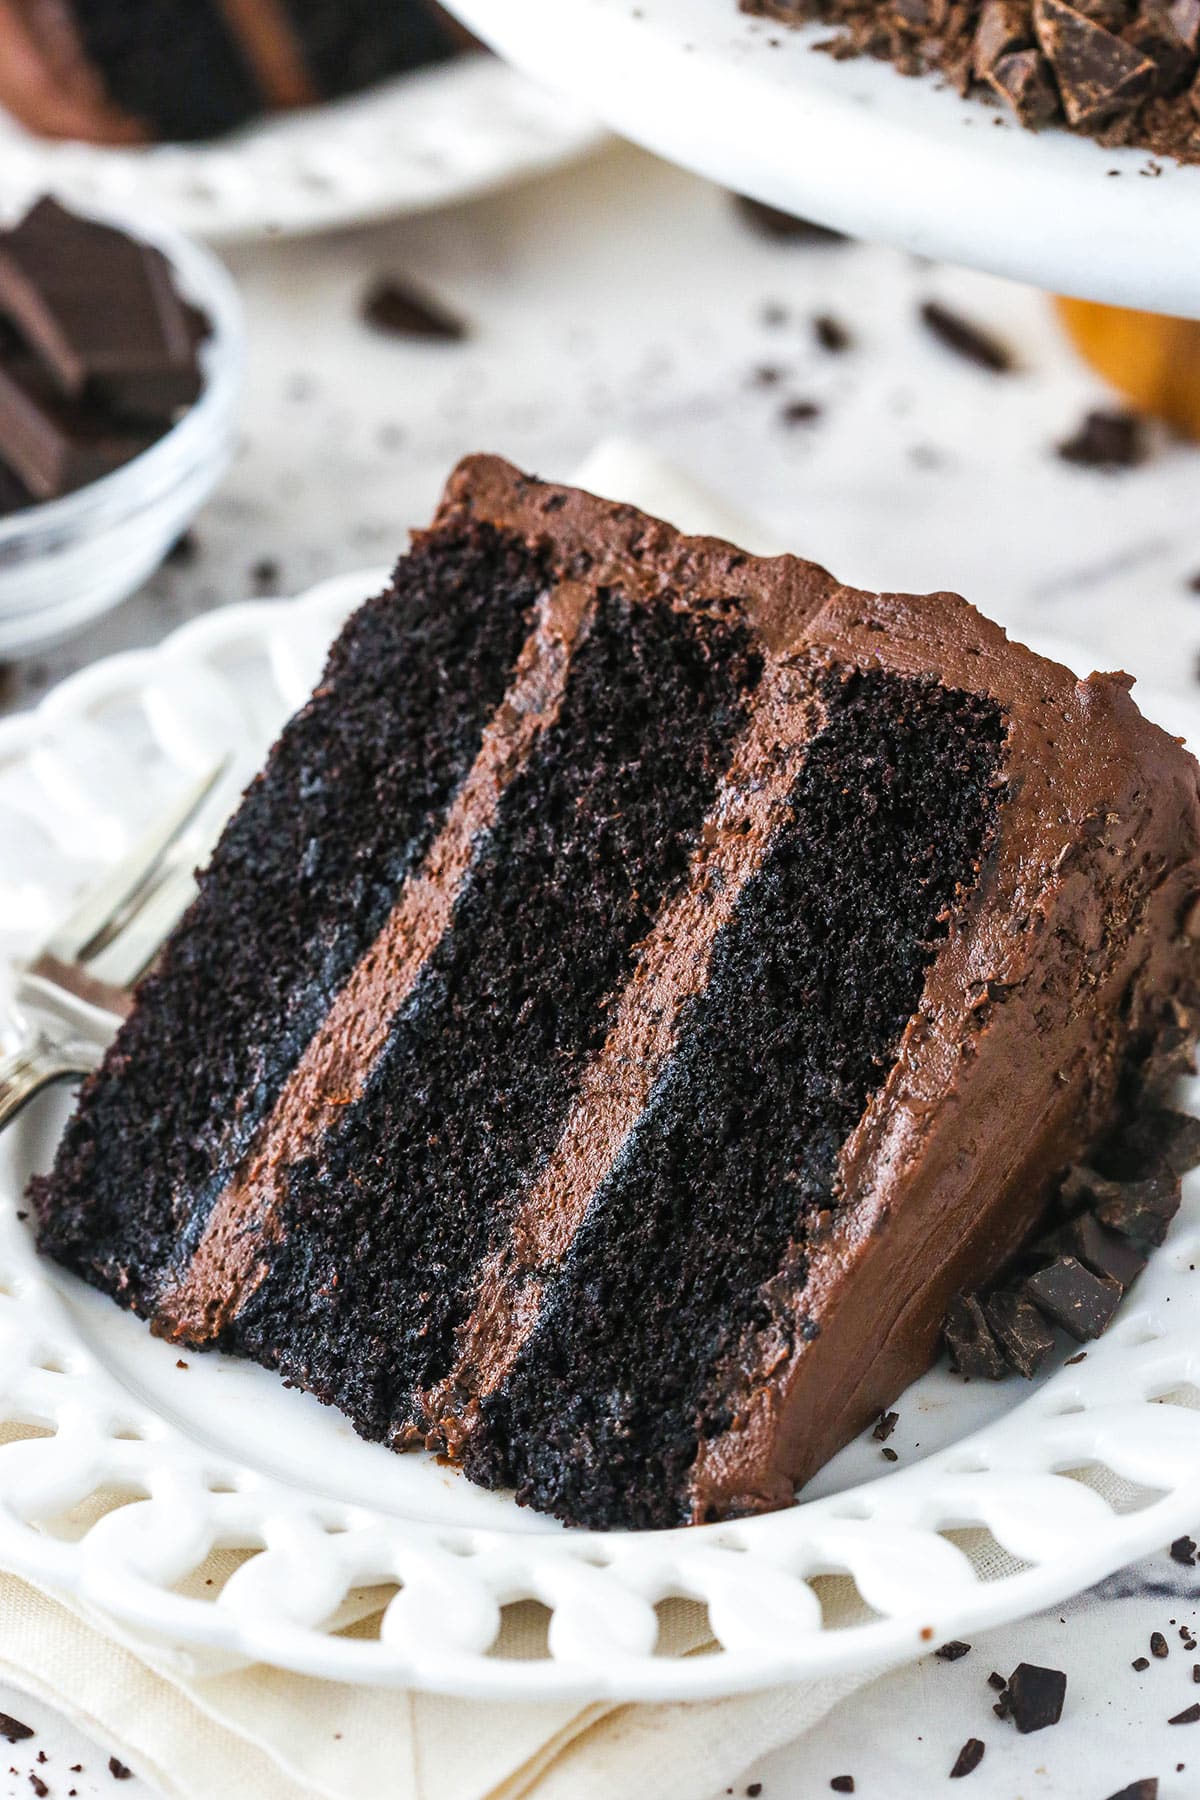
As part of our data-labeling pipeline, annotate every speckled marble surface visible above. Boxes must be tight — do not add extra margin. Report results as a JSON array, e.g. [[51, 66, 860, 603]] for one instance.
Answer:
[[3, 139, 1200, 1799]]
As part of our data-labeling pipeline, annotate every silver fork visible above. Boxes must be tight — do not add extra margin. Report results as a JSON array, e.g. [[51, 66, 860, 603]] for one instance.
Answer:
[[0, 762, 227, 1131]]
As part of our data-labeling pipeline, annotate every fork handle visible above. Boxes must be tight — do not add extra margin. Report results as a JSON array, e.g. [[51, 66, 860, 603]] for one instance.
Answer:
[[0, 1028, 90, 1132]]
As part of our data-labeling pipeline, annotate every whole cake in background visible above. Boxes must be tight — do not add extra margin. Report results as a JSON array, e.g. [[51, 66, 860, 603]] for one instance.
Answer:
[[32, 455, 1200, 1530], [0, 0, 461, 143], [743, 0, 1200, 164]]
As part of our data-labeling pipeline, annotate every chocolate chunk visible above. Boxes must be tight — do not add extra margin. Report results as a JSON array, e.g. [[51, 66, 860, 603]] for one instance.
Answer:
[[30, 1776, 47, 1799], [1102, 1783, 1158, 1800], [1119, 1108, 1200, 1176], [830, 1781, 855, 1795], [936, 1640, 972, 1660], [1057, 408, 1149, 467], [950, 1737, 986, 1777], [881, 1444, 899, 1461], [0, 1716, 33, 1744], [1132, 1656, 1151, 1670], [1060, 1210, 1148, 1288], [360, 278, 466, 341], [984, 1289, 1057, 1376], [814, 313, 853, 352], [988, 1670, 1008, 1690], [1003, 1661, 1067, 1732], [108, 1758, 133, 1780], [0, 329, 160, 500], [1092, 1170, 1181, 1246], [1033, 0, 1158, 122], [989, 47, 1063, 121], [1023, 1256, 1122, 1339], [1171, 1703, 1200, 1723], [734, 196, 847, 241], [780, 398, 822, 425], [1127, 0, 1200, 92], [1152, 1630, 1170, 1657], [919, 300, 1015, 372], [944, 1293, 1006, 1377], [973, 0, 1035, 77], [0, 199, 204, 410], [1172, 1536, 1198, 1565], [873, 1409, 899, 1441]]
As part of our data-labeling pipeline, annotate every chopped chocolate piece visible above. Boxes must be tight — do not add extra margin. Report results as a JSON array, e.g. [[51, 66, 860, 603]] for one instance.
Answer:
[[1064, 1349, 1087, 1364], [1060, 1209, 1148, 1288], [108, 1758, 132, 1780], [1152, 1631, 1171, 1657], [0, 199, 203, 409], [950, 1738, 986, 1778], [1133, 1656, 1151, 1670], [1057, 409, 1149, 468], [937, 1640, 972, 1660], [989, 47, 1063, 122], [0, 1717, 33, 1744], [360, 278, 466, 342], [1119, 1108, 1200, 1176], [919, 300, 1014, 373], [988, 1670, 1008, 1690], [747, 1786, 762, 1797], [984, 1289, 1057, 1376], [944, 1293, 1006, 1377], [1003, 1661, 1067, 1732], [1172, 1536, 1198, 1565], [1033, 0, 1158, 123], [780, 398, 822, 425], [734, 196, 847, 241], [0, 331, 160, 501], [814, 313, 853, 352], [973, 0, 1035, 77], [830, 1782, 855, 1795], [873, 1409, 899, 1440], [29, 1776, 47, 1799], [1023, 1256, 1122, 1339], [1171, 1703, 1200, 1723], [1092, 1170, 1182, 1246], [1102, 1783, 1158, 1800], [881, 1445, 899, 1461]]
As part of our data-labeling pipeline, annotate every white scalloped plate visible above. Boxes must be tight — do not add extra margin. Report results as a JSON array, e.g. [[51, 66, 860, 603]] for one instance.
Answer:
[[2, 569, 1200, 1700], [0, 56, 604, 242], [446, 0, 1200, 319]]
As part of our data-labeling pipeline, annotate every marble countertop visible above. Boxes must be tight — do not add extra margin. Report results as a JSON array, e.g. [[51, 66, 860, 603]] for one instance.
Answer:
[[2, 137, 1200, 1800]]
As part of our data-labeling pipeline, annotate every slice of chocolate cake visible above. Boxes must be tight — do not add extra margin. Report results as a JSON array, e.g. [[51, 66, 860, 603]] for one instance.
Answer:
[[32, 456, 1200, 1530]]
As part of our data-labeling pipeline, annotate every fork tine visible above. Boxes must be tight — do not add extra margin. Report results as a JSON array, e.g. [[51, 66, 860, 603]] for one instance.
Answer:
[[81, 856, 206, 992], [42, 761, 226, 966]]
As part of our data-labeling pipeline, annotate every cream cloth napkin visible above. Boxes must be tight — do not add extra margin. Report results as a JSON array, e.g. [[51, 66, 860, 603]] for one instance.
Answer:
[[0, 443, 1063, 1797]]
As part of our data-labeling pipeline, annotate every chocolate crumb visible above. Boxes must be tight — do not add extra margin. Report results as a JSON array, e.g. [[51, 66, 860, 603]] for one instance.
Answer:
[[29, 1776, 47, 1798], [779, 398, 822, 426], [1152, 1632, 1170, 1658], [1132, 1656, 1150, 1671], [814, 313, 852, 353], [880, 1445, 899, 1461], [108, 1758, 132, 1780], [360, 278, 466, 342], [1002, 1662, 1066, 1732], [1064, 1350, 1087, 1365], [919, 301, 1014, 374], [175, 1358, 188, 1370], [936, 1640, 972, 1661], [950, 1738, 985, 1778], [1057, 409, 1148, 470], [164, 528, 198, 567], [1171, 1704, 1200, 1724], [1194, 1663, 1200, 1682], [746, 1787, 762, 1797], [0, 1717, 33, 1745], [987, 1671, 1007, 1691], [873, 1410, 899, 1441], [830, 1781, 855, 1795], [250, 557, 281, 594]]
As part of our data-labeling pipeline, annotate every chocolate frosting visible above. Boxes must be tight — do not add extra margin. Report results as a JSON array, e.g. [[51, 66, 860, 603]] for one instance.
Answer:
[[433, 457, 1200, 1521]]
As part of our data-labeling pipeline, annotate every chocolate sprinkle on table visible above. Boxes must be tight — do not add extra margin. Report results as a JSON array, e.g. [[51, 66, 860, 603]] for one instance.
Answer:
[[779, 398, 822, 426], [936, 1640, 972, 1661], [919, 301, 1014, 374], [29, 1776, 47, 1799], [1151, 1632, 1170, 1658], [1132, 1657, 1150, 1671], [0, 1717, 33, 1744], [1001, 1662, 1067, 1733], [987, 1671, 1007, 1691], [108, 1758, 132, 1780], [814, 313, 852, 353], [880, 1445, 899, 1461], [360, 278, 467, 343], [1171, 1704, 1200, 1725], [1057, 409, 1148, 470], [1173, 1537, 1198, 1566], [950, 1738, 985, 1778]]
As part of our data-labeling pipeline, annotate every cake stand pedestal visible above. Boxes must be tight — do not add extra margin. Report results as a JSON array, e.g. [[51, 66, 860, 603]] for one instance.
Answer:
[[446, 0, 1200, 320]]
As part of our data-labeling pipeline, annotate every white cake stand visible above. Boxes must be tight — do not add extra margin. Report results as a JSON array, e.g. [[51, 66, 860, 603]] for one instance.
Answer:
[[446, 0, 1200, 319]]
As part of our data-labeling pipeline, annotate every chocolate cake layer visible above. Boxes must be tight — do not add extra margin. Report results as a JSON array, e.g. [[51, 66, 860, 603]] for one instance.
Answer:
[[33, 455, 1200, 1532]]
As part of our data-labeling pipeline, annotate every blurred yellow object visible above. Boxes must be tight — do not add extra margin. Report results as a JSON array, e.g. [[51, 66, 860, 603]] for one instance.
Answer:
[[1055, 295, 1200, 441]]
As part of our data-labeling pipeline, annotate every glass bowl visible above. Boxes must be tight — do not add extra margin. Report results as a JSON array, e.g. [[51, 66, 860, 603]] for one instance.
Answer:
[[0, 202, 243, 657]]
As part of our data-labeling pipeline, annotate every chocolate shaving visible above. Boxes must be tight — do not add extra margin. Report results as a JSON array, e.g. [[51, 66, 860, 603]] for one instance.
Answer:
[[919, 300, 1015, 373], [360, 278, 467, 342], [950, 1737, 986, 1777], [1171, 1703, 1200, 1723]]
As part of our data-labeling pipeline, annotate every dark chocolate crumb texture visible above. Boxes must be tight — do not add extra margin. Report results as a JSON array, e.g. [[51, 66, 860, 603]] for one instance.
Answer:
[[742, 0, 1200, 165], [32, 455, 1200, 1530]]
